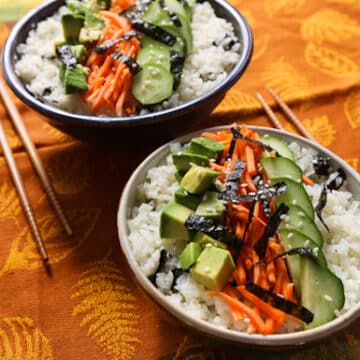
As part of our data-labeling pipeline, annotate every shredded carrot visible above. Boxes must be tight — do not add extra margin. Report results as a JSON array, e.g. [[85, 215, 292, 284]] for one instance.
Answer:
[[200, 124, 305, 334], [303, 175, 314, 186], [83, 7, 140, 116], [207, 291, 266, 334]]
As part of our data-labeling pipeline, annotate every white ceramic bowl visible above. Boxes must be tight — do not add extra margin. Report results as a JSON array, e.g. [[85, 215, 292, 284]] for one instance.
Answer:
[[117, 125, 360, 348]]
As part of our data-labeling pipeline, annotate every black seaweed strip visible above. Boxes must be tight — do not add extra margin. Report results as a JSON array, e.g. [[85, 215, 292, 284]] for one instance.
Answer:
[[159, 0, 182, 27], [245, 282, 314, 324], [111, 51, 141, 74], [56, 45, 77, 69], [326, 168, 346, 191], [242, 200, 256, 240], [253, 247, 319, 269], [148, 249, 168, 284], [315, 185, 330, 232], [131, 19, 177, 46], [230, 127, 280, 155], [312, 155, 331, 176], [93, 31, 139, 54], [224, 160, 246, 194], [253, 203, 289, 259]]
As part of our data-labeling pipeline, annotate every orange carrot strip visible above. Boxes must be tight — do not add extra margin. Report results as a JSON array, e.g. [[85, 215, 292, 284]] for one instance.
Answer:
[[207, 291, 266, 334], [245, 145, 257, 176], [303, 175, 314, 186]]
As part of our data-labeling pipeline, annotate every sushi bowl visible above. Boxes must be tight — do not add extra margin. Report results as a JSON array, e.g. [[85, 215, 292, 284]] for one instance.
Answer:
[[117, 125, 360, 348], [2, 0, 253, 141]]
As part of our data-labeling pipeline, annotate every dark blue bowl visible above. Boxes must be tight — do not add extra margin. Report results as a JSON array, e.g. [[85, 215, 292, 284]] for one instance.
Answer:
[[2, 0, 253, 141]]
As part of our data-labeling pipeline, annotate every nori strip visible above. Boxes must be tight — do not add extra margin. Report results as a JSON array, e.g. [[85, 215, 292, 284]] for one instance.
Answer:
[[253, 247, 320, 268], [245, 282, 314, 324], [170, 268, 187, 292], [254, 203, 289, 259], [148, 249, 168, 284], [312, 155, 331, 176], [242, 200, 256, 239], [56, 45, 77, 69], [230, 127, 280, 155], [93, 30, 139, 53], [314, 168, 346, 232], [185, 214, 226, 240], [224, 160, 246, 194], [326, 168, 346, 191], [315, 185, 330, 232], [131, 19, 177, 46], [218, 181, 287, 204], [170, 50, 185, 89], [111, 51, 141, 74], [159, 0, 182, 27]]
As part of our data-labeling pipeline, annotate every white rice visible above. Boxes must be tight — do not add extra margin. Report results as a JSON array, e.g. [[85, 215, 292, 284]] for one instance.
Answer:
[[127, 140, 360, 332], [15, 2, 241, 115]]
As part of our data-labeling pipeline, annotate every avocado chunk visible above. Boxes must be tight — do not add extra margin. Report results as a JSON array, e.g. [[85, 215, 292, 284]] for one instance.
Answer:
[[180, 164, 220, 195], [179, 242, 202, 269], [191, 246, 235, 290], [79, 12, 105, 43], [63, 65, 88, 94], [160, 202, 193, 240], [189, 137, 224, 159], [193, 232, 227, 249], [61, 13, 84, 43], [174, 187, 201, 210], [70, 44, 87, 63], [172, 150, 209, 172], [196, 191, 225, 222]]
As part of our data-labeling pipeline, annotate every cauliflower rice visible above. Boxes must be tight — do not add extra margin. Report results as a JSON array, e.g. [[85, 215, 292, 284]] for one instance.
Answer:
[[127, 140, 360, 332], [14, 2, 241, 115]]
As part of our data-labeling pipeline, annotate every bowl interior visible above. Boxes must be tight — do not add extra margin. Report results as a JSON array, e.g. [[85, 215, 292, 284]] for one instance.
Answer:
[[2, 0, 253, 131], [117, 125, 360, 348]]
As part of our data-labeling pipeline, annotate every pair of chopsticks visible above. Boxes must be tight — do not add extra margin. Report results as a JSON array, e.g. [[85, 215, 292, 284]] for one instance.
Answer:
[[256, 88, 317, 142], [0, 74, 72, 263]]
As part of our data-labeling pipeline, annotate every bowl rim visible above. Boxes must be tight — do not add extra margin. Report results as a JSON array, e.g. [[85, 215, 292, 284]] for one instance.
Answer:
[[2, 0, 253, 128], [117, 125, 360, 348]]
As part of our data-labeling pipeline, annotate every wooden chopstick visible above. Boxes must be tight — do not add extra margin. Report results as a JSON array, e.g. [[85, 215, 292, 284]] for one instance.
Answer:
[[266, 87, 317, 142], [0, 74, 73, 262], [0, 76, 72, 237], [255, 92, 284, 130], [0, 109, 49, 261]]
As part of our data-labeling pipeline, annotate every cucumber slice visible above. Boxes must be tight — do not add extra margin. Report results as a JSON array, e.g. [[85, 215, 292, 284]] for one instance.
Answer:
[[177, 13, 193, 54], [278, 228, 327, 296], [141, 27, 185, 54], [132, 63, 174, 105], [164, 0, 191, 22], [260, 135, 295, 161], [261, 157, 303, 184], [272, 177, 314, 220], [136, 46, 171, 71], [143, 0, 172, 27], [280, 204, 323, 247], [301, 257, 344, 329]]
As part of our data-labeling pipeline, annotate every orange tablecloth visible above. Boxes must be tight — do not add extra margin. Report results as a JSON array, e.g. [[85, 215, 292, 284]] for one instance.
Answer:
[[0, 1, 359, 359]]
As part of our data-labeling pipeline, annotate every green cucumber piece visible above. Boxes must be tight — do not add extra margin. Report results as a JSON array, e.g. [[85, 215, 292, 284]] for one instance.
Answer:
[[272, 177, 314, 220], [261, 157, 303, 184], [278, 228, 327, 295], [132, 63, 174, 105], [260, 135, 295, 161], [177, 13, 193, 54], [301, 257, 345, 329], [136, 46, 171, 71], [164, 0, 191, 22], [280, 204, 323, 247], [143, 0, 172, 26]]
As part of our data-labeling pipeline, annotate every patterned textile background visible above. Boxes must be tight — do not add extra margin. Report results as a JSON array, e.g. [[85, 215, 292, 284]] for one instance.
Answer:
[[0, 0, 359, 359]]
